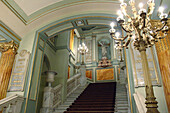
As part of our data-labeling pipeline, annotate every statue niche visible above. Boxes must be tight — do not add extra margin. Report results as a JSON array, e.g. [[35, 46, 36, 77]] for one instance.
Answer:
[[98, 39, 111, 67]]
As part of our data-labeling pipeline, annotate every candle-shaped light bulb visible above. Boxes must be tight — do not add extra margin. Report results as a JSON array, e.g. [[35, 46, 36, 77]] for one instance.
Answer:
[[115, 32, 120, 38], [117, 10, 122, 16], [110, 22, 115, 29], [117, 10, 124, 19], [139, 3, 144, 9], [158, 7, 164, 14], [148, 0, 154, 3], [120, 0, 124, 3]]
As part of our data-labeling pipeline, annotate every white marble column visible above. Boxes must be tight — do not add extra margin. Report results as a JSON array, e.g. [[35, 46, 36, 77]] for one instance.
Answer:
[[92, 35, 96, 63], [113, 39, 116, 59], [119, 62, 126, 84], [80, 65, 87, 86], [41, 71, 57, 113], [77, 38, 80, 63], [81, 37, 85, 64]]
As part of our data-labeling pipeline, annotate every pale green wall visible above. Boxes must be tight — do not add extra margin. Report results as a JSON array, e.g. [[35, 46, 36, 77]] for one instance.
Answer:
[[135, 87, 168, 113], [36, 58, 49, 113], [55, 49, 69, 102], [44, 43, 59, 87]]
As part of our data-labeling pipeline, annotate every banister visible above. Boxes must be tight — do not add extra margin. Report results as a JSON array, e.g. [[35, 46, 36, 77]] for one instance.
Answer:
[[133, 91, 146, 113], [0, 94, 24, 113]]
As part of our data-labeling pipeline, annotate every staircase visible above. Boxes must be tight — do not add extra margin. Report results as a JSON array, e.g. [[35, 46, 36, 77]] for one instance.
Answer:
[[54, 86, 86, 113], [115, 83, 130, 113], [64, 82, 116, 113]]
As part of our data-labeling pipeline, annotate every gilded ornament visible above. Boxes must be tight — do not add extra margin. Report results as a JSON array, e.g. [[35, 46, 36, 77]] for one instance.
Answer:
[[0, 40, 19, 53]]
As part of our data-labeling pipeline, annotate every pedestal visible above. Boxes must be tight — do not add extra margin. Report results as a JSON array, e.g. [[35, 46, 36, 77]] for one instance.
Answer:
[[41, 71, 57, 113], [40, 87, 54, 113], [80, 65, 87, 86]]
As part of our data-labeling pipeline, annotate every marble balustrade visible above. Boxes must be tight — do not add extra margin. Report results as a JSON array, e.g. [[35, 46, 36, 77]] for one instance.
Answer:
[[66, 73, 81, 97], [0, 94, 24, 113], [52, 84, 62, 108]]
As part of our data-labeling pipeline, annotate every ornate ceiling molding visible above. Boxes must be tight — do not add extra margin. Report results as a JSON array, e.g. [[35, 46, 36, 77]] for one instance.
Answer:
[[1, 0, 119, 25]]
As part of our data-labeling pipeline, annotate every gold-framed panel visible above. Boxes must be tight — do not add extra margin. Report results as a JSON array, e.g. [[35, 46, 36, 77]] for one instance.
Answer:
[[96, 68, 114, 81]]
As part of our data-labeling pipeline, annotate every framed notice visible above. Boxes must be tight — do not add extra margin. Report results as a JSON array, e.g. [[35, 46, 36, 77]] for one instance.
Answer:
[[8, 50, 30, 91]]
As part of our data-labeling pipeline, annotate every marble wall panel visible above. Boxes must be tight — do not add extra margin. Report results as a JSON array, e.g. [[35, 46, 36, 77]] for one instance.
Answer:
[[155, 30, 170, 112], [130, 42, 160, 87], [96, 68, 114, 81], [86, 70, 92, 80], [85, 39, 92, 63]]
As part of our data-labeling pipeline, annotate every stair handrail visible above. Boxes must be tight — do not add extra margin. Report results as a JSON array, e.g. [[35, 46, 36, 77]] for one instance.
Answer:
[[52, 84, 62, 108], [126, 84, 131, 113], [0, 94, 24, 113], [133, 91, 147, 113], [67, 73, 81, 97]]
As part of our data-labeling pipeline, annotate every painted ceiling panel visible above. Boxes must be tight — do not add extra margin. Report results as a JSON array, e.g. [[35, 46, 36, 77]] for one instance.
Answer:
[[45, 22, 73, 37], [14, 0, 63, 16], [87, 19, 117, 26]]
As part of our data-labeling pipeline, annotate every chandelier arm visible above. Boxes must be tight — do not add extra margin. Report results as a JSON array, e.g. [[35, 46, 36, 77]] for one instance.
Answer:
[[123, 35, 129, 41], [123, 37, 131, 48], [147, 2, 155, 17], [155, 22, 167, 32], [121, 24, 132, 33], [131, 5, 138, 18], [112, 36, 124, 41], [156, 33, 167, 39]]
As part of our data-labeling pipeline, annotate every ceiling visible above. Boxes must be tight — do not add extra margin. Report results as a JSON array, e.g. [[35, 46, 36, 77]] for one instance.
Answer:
[[0, 0, 169, 39]]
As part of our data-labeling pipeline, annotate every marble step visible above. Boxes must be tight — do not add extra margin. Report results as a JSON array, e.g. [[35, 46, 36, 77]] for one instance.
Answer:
[[54, 85, 87, 113]]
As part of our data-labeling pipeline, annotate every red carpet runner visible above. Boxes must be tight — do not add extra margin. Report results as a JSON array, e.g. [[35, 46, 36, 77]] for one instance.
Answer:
[[64, 82, 116, 113]]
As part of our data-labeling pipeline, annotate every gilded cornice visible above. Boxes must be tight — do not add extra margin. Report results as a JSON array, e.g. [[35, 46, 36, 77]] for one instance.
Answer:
[[0, 40, 19, 53]]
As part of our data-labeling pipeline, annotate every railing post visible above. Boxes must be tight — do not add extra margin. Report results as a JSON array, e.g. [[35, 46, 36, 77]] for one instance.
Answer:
[[41, 87, 54, 113], [41, 71, 57, 113], [80, 65, 87, 86]]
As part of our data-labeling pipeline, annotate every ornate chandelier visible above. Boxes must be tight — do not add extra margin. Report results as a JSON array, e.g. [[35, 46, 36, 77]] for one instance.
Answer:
[[110, 0, 168, 49], [78, 43, 88, 64], [109, 0, 168, 113]]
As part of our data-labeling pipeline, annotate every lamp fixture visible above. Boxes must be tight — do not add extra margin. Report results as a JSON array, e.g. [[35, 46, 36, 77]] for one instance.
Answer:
[[78, 43, 88, 64], [109, 0, 168, 112]]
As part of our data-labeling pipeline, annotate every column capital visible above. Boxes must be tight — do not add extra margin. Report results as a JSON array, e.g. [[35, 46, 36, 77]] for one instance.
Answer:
[[92, 34, 96, 39], [0, 40, 19, 53]]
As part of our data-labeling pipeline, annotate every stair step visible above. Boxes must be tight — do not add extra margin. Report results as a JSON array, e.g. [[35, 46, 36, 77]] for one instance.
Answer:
[[64, 111, 115, 113]]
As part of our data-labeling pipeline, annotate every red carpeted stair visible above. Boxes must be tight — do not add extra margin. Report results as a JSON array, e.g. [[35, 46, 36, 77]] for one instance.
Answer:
[[64, 82, 116, 113]]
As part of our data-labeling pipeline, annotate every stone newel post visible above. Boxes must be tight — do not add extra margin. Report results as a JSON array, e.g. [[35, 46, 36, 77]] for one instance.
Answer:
[[41, 71, 57, 113], [80, 65, 87, 86]]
